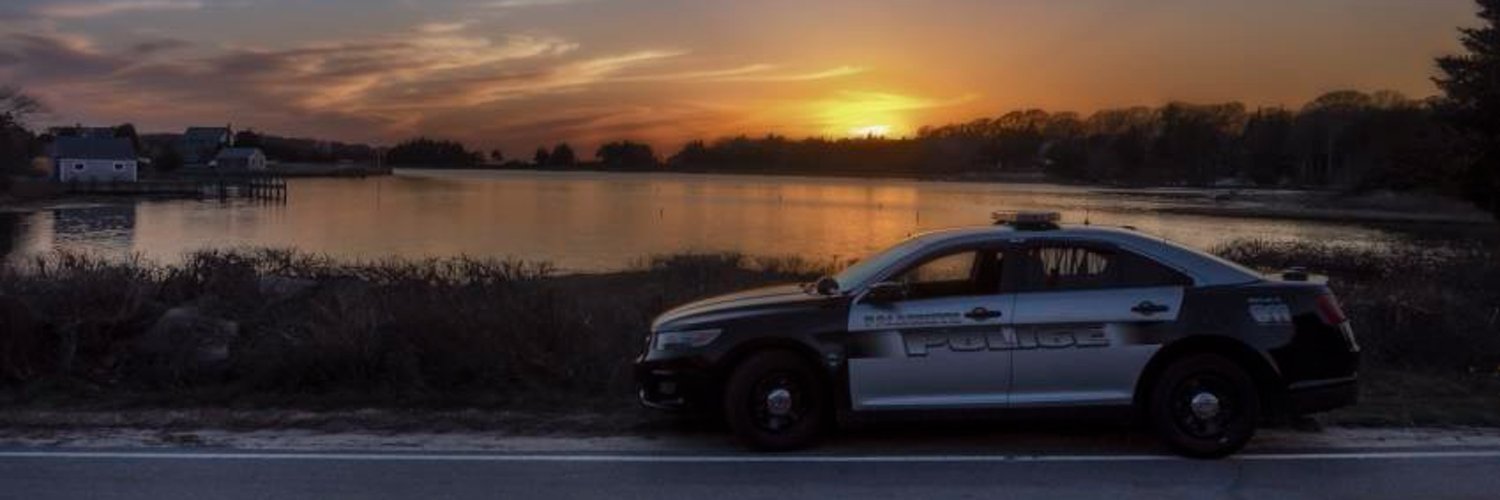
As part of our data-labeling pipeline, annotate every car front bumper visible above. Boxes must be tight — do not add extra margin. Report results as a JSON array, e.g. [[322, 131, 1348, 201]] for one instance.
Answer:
[[635, 355, 716, 412]]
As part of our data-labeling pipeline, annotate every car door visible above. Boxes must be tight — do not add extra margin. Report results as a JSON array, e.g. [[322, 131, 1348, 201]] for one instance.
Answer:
[[1008, 241, 1192, 408], [845, 244, 1018, 410]]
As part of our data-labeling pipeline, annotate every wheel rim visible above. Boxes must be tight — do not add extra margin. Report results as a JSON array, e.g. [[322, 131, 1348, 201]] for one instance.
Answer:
[[1169, 372, 1240, 441], [750, 371, 805, 433]]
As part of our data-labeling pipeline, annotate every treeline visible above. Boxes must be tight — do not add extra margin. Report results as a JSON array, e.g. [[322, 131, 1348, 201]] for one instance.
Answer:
[[135, 130, 377, 165], [668, 136, 923, 175], [657, 91, 1456, 192], [919, 90, 1455, 189], [231, 130, 376, 164], [382, 139, 662, 170], [384, 137, 484, 167], [474, 90, 1464, 196]]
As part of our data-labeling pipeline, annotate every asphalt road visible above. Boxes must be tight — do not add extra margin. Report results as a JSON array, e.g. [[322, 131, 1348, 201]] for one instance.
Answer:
[[3, 448, 1500, 500]]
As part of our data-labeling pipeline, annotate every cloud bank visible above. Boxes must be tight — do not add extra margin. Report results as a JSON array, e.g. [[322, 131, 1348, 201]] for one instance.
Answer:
[[0, 14, 869, 150], [34, 0, 205, 19]]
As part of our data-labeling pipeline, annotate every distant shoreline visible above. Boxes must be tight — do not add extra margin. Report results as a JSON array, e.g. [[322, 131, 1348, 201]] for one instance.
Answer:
[[0, 162, 393, 207], [392, 165, 1494, 227]]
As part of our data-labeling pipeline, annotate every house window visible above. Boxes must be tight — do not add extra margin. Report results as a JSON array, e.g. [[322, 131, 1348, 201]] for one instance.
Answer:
[[73, 163, 85, 171], [114, 163, 125, 171]]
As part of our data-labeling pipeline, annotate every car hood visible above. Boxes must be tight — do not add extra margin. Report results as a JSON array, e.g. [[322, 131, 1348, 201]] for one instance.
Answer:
[[651, 284, 831, 331]]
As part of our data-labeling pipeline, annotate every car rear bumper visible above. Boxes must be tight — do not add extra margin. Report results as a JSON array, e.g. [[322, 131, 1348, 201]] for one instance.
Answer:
[[1286, 376, 1358, 415]]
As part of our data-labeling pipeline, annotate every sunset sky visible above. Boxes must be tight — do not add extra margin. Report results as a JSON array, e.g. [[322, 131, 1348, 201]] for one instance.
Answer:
[[0, 0, 1482, 153]]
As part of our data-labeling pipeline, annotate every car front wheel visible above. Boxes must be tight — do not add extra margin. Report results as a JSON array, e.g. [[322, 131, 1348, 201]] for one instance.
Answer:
[[1148, 353, 1261, 458], [723, 350, 829, 451]]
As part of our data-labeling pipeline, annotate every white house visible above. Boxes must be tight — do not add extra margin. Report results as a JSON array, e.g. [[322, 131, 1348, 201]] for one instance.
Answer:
[[51, 136, 139, 183], [213, 147, 267, 171]]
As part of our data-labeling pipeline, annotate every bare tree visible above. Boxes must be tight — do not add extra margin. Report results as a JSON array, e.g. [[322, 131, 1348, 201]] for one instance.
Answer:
[[0, 87, 43, 188], [0, 87, 43, 124]]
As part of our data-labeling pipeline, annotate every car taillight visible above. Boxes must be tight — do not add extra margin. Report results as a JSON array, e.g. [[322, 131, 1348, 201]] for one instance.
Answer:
[[1316, 294, 1348, 325]]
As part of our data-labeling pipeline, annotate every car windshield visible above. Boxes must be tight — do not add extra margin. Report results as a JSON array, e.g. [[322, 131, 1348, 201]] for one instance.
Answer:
[[831, 235, 931, 291]]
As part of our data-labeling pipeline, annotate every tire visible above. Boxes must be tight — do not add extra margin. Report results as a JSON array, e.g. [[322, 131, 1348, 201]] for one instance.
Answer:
[[723, 350, 830, 451], [1147, 353, 1261, 459]]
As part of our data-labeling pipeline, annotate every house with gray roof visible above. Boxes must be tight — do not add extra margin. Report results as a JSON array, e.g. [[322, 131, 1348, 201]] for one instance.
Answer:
[[50, 136, 139, 182], [178, 126, 233, 166], [47, 126, 119, 139]]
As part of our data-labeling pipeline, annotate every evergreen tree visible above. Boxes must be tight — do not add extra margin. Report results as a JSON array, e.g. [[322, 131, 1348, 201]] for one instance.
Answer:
[[1435, 0, 1500, 218], [549, 143, 576, 166], [596, 141, 658, 168], [385, 137, 481, 166]]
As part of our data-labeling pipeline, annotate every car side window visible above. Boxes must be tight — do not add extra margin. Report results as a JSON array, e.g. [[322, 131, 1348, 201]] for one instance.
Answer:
[[889, 249, 1006, 300], [1020, 244, 1190, 291], [1026, 246, 1113, 291]]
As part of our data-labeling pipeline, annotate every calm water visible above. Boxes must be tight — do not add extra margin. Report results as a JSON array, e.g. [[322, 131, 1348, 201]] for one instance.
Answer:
[[0, 170, 1405, 271]]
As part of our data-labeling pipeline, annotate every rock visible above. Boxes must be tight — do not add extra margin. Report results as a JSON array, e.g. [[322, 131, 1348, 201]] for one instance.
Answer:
[[135, 305, 239, 381], [258, 275, 317, 300]]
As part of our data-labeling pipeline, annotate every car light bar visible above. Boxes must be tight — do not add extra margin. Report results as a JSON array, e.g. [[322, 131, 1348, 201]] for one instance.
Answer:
[[992, 211, 1062, 228]]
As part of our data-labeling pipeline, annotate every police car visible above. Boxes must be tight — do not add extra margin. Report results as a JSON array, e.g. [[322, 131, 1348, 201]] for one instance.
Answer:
[[636, 212, 1359, 458]]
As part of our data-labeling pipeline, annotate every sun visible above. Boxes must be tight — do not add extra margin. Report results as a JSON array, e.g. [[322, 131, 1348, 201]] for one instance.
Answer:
[[814, 91, 933, 139], [849, 124, 892, 138]]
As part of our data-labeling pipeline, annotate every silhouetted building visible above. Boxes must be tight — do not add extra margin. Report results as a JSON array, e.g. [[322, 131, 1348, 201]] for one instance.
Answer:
[[47, 126, 119, 139], [178, 126, 233, 166], [213, 147, 267, 171]]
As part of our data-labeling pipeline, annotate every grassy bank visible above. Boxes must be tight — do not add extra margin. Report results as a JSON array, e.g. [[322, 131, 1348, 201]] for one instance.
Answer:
[[0, 240, 1496, 427], [0, 250, 826, 412]]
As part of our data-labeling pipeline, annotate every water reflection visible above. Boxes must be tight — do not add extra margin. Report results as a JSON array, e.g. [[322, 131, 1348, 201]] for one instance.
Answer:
[[52, 205, 137, 257], [0, 212, 24, 261], [2, 171, 1424, 271]]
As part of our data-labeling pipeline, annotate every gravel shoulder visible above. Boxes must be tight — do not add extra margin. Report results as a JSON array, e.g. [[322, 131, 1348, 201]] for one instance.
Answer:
[[2, 408, 1498, 455]]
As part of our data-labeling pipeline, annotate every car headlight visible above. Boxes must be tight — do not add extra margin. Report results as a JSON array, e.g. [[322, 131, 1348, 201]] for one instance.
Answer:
[[653, 329, 723, 352]]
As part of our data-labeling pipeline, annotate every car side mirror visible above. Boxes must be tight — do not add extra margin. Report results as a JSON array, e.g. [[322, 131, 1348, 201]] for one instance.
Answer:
[[863, 281, 908, 304], [814, 277, 841, 296]]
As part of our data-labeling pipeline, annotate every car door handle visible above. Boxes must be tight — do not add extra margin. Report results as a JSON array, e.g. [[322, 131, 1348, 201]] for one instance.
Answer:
[[964, 307, 1003, 321], [1131, 301, 1171, 316]]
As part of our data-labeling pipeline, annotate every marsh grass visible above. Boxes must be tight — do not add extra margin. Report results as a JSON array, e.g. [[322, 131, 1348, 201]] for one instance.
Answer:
[[1214, 238, 1500, 425], [1214, 238, 1500, 372], [0, 249, 826, 410]]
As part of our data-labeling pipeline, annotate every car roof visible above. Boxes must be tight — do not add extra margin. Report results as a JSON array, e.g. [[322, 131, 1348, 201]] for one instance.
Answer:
[[899, 224, 1263, 287]]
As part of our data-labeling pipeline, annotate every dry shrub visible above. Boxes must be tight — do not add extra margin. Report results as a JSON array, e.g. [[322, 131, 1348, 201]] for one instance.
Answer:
[[0, 249, 818, 409]]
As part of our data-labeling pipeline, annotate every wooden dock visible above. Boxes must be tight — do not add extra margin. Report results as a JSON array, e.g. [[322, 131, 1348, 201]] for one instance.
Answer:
[[63, 177, 288, 201]]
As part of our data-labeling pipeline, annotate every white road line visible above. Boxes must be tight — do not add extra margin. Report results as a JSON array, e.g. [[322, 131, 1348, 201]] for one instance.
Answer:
[[0, 450, 1498, 463]]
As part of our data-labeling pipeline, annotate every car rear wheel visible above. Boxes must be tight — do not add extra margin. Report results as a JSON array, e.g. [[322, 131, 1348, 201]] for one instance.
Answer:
[[723, 351, 829, 451], [1148, 353, 1261, 458]]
